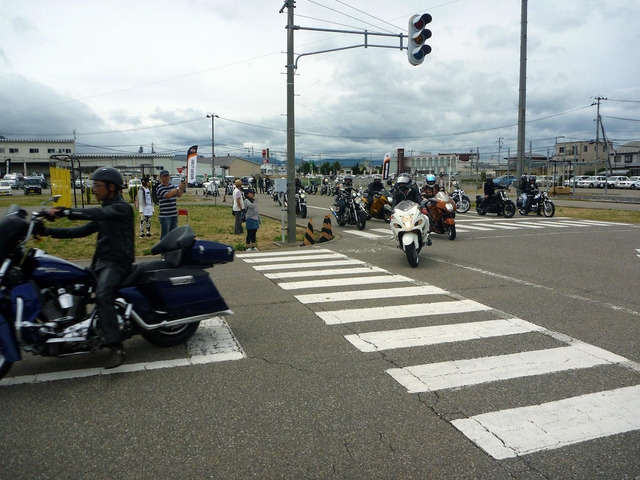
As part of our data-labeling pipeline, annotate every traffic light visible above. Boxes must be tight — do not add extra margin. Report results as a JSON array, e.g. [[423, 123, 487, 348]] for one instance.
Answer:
[[407, 13, 432, 66]]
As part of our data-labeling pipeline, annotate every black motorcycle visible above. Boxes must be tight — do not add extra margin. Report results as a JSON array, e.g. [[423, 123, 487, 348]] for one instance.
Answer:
[[517, 189, 555, 217], [281, 188, 308, 218], [476, 187, 516, 217], [330, 190, 367, 230]]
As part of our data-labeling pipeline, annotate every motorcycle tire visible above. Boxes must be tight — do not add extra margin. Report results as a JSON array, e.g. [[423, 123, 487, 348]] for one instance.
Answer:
[[445, 224, 456, 240], [405, 243, 419, 268], [501, 201, 516, 218], [476, 206, 487, 216], [357, 211, 367, 230], [457, 196, 471, 213], [542, 200, 555, 217], [383, 210, 392, 224], [300, 205, 307, 218], [142, 322, 200, 347], [519, 209, 528, 216], [0, 354, 12, 380]]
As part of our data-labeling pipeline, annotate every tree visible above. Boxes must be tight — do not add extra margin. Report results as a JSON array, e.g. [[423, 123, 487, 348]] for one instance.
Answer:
[[331, 161, 342, 174]]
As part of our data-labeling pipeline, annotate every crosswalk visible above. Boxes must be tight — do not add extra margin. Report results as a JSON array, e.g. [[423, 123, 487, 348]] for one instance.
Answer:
[[237, 247, 640, 460], [341, 217, 631, 240]]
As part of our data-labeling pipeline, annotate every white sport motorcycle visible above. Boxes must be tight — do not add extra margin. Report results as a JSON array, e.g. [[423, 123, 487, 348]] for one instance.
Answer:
[[389, 200, 431, 267]]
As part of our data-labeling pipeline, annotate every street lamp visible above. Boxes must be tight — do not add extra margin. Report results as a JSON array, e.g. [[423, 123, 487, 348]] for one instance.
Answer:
[[207, 114, 219, 179]]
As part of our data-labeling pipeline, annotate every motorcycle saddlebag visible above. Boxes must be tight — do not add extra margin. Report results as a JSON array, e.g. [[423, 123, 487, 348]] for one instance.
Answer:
[[138, 268, 229, 317], [183, 240, 235, 267]]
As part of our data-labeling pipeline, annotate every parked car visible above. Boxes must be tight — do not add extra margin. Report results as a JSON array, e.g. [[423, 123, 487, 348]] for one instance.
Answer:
[[564, 175, 589, 187], [606, 176, 628, 188], [577, 176, 606, 188], [617, 176, 640, 189], [494, 175, 517, 187], [23, 177, 42, 195], [0, 180, 12, 196], [2, 173, 24, 189]]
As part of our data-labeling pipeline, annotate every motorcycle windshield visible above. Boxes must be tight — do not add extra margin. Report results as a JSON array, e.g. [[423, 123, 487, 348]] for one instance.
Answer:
[[394, 200, 419, 212], [433, 191, 450, 202]]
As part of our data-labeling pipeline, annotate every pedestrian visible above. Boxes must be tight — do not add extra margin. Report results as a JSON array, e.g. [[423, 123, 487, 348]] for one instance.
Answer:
[[37, 167, 134, 368], [136, 177, 154, 238], [157, 170, 185, 239], [244, 188, 260, 251], [232, 178, 245, 234]]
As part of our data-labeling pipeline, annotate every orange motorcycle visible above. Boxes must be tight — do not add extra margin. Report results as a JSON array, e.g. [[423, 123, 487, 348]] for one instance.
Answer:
[[421, 191, 457, 240]]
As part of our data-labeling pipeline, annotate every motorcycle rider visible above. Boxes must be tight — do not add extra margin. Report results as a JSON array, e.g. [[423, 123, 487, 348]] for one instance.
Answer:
[[38, 167, 134, 368], [421, 173, 441, 201], [335, 174, 355, 219], [483, 175, 497, 210], [391, 173, 422, 208], [519, 174, 532, 213], [527, 175, 539, 214], [365, 176, 384, 213]]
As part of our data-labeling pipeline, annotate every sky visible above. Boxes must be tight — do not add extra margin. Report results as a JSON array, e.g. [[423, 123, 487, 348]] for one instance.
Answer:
[[1, 0, 639, 165]]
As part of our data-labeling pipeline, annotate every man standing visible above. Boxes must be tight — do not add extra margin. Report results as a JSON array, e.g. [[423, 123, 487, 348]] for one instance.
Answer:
[[157, 170, 185, 239], [41, 167, 134, 368], [232, 178, 245, 234]]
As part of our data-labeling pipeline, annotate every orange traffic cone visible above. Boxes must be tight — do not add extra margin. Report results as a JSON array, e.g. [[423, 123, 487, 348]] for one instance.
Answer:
[[302, 218, 315, 246], [317, 214, 333, 243]]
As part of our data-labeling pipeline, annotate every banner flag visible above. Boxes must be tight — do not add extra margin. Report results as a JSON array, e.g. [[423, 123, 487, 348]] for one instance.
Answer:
[[187, 145, 198, 184], [382, 153, 390, 180]]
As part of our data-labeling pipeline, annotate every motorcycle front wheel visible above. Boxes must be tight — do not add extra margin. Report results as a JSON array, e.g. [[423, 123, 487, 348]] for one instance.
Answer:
[[457, 196, 471, 213], [405, 243, 419, 267], [0, 353, 13, 380], [142, 322, 200, 347], [445, 224, 456, 240], [357, 211, 367, 230], [383, 209, 392, 223], [300, 204, 307, 218], [542, 200, 555, 217], [502, 201, 516, 218]]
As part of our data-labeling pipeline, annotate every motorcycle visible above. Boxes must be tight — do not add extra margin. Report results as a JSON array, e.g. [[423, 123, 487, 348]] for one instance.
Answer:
[[475, 187, 516, 218], [281, 188, 308, 218], [0, 200, 234, 380], [362, 189, 393, 223], [304, 181, 318, 195], [423, 191, 457, 240], [330, 189, 367, 230], [450, 181, 470, 213], [517, 189, 555, 217], [390, 200, 431, 268]]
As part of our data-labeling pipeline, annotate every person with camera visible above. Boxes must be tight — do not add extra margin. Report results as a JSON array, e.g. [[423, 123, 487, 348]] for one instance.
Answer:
[[157, 170, 185, 239]]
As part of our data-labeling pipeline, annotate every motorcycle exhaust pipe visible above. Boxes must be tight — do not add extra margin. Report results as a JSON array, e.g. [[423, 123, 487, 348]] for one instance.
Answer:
[[115, 300, 233, 331]]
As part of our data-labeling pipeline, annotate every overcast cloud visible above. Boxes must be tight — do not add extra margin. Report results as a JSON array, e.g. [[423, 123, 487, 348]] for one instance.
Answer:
[[1, 0, 639, 164]]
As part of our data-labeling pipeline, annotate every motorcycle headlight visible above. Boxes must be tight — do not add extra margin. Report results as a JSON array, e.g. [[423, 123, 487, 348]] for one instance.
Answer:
[[402, 216, 413, 229], [446, 203, 454, 212]]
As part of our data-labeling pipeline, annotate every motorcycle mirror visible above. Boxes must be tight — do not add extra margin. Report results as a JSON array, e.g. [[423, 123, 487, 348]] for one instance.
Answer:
[[386, 179, 393, 186], [42, 195, 62, 207]]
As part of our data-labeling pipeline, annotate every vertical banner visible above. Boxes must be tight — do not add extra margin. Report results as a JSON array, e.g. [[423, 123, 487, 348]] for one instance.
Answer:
[[187, 145, 198, 184], [382, 153, 390, 180]]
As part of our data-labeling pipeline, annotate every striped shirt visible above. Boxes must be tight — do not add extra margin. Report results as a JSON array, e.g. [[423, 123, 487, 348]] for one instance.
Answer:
[[157, 183, 178, 217]]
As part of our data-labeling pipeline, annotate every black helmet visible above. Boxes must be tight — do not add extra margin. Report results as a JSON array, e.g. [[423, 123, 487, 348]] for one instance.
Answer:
[[396, 173, 411, 188], [92, 167, 124, 189]]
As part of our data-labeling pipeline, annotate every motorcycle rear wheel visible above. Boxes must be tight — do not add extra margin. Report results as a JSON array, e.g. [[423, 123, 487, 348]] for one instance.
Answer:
[[445, 224, 456, 240], [502, 201, 516, 218], [142, 322, 200, 347], [542, 200, 555, 217], [0, 354, 12, 380], [405, 243, 419, 267], [457, 196, 471, 213]]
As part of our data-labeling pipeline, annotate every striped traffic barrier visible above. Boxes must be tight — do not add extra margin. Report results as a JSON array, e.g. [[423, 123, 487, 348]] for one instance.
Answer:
[[303, 218, 315, 246], [317, 214, 333, 243]]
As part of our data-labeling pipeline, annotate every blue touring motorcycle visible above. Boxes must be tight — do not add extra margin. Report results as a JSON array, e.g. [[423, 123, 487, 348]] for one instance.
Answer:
[[0, 201, 234, 380]]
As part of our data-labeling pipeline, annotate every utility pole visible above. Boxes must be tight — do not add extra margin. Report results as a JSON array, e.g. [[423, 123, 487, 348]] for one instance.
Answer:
[[283, 0, 297, 243], [594, 96, 606, 170], [516, 0, 528, 177]]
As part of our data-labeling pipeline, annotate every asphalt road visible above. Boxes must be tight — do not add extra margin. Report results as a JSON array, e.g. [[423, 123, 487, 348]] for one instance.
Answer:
[[1, 191, 639, 479]]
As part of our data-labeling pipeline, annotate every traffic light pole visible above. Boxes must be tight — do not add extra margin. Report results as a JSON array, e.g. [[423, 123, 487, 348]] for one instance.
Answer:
[[280, 0, 412, 243]]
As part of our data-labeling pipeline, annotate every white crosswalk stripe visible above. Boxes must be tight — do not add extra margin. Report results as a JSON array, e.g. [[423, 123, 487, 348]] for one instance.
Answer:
[[240, 248, 640, 460]]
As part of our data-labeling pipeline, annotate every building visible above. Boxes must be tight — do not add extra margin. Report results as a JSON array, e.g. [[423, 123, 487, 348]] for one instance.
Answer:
[[611, 141, 640, 176], [0, 138, 75, 177], [551, 140, 614, 175], [390, 148, 474, 177]]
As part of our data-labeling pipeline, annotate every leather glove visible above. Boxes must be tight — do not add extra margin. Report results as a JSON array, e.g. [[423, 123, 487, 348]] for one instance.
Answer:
[[32, 220, 50, 237]]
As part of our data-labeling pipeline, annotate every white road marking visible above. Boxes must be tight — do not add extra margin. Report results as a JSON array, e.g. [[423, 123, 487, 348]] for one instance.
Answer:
[[294, 285, 447, 304], [317, 299, 491, 325], [342, 230, 386, 239], [237, 248, 333, 258], [371, 228, 394, 235], [277, 274, 413, 291], [456, 224, 493, 231], [345, 318, 543, 352], [483, 223, 521, 230], [241, 253, 346, 264], [452, 385, 640, 459], [264, 266, 388, 279], [386, 343, 628, 393], [0, 317, 244, 387], [252, 259, 365, 271]]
